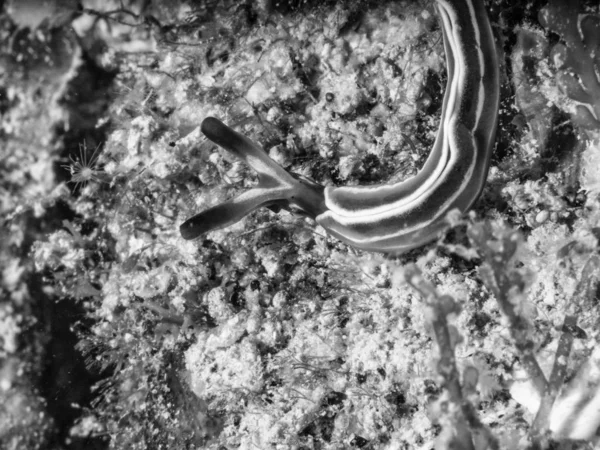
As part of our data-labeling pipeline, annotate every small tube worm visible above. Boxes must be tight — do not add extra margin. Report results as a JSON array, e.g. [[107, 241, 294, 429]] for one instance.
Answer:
[[181, 0, 499, 254]]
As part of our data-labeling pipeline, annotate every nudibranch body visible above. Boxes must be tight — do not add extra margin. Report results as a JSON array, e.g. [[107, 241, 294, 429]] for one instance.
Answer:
[[181, 0, 500, 254]]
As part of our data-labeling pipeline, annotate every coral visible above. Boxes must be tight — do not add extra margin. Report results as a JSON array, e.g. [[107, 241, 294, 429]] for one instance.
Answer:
[[539, 0, 600, 134], [403, 262, 498, 450], [469, 220, 600, 446]]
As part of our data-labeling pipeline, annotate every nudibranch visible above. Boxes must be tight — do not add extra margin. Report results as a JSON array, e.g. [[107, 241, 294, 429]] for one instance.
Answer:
[[181, 0, 499, 253]]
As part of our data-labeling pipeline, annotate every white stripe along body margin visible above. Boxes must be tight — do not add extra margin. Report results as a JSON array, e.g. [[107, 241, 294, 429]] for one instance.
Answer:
[[180, 0, 500, 254]]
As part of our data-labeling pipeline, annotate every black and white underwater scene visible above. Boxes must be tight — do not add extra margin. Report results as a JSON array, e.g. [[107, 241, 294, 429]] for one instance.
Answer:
[[3, 0, 600, 448]]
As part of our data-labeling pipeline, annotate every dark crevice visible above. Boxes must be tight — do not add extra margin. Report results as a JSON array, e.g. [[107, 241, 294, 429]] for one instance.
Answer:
[[31, 46, 117, 450], [34, 289, 108, 450]]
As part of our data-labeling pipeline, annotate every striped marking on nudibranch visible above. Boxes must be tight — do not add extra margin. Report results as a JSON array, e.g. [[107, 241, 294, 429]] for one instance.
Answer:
[[314, 0, 499, 252], [180, 0, 499, 254]]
